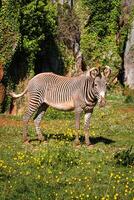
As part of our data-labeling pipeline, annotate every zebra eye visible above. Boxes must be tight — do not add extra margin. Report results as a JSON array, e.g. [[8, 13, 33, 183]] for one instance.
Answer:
[[94, 83, 98, 87]]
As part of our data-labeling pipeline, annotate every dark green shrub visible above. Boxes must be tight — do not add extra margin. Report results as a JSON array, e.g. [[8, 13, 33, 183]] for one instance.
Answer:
[[123, 88, 134, 103], [114, 146, 134, 166], [125, 95, 134, 103]]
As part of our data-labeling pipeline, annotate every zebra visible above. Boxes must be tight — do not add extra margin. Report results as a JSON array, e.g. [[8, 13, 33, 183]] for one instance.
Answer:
[[9, 66, 111, 146]]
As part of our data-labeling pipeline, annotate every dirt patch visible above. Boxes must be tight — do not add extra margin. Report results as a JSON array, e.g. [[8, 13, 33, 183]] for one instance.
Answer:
[[119, 107, 134, 113], [0, 115, 64, 129], [0, 115, 22, 127]]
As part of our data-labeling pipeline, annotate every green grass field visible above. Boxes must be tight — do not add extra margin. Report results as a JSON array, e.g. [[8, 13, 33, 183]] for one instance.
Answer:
[[0, 91, 134, 200]]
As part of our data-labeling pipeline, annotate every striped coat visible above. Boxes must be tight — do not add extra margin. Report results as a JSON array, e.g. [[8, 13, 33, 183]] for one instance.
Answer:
[[10, 67, 111, 145]]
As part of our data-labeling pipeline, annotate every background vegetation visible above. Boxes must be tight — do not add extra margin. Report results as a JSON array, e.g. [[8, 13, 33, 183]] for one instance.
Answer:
[[0, 0, 134, 112], [79, 0, 122, 70]]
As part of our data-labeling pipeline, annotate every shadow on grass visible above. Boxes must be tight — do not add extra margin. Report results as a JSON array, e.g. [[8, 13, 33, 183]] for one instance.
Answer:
[[88, 136, 115, 145], [29, 133, 115, 145]]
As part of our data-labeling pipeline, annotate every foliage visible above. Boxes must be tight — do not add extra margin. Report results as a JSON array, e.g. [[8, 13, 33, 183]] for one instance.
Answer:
[[0, 0, 57, 72], [114, 146, 134, 167], [0, 0, 58, 112], [79, 0, 122, 71], [0, 92, 134, 199], [0, 0, 20, 65], [21, 0, 57, 70]]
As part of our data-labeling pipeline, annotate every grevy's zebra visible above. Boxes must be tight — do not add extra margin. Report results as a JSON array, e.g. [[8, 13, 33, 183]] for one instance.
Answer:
[[10, 67, 111, 145]]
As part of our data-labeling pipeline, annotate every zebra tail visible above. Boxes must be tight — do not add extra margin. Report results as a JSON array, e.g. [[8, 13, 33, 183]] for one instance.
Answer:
[[9, 87, 28, 99]]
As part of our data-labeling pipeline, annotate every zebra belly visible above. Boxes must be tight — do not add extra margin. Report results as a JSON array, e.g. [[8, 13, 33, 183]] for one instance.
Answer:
[[44, 99, 75, 111]]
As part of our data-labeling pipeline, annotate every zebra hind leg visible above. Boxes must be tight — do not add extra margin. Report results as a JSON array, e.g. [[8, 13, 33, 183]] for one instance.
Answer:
[[34, 103, 48, 142], [23, 99, 41, 143], [23, 113, 33, 143]]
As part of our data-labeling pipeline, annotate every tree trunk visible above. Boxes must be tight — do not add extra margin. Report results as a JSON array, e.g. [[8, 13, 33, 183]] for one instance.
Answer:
[[0, 63, 5, 107], [124, 21, 134, 89], [73, 42, 85, 74], [59, 0, 73, 7], [124, 0, 134, 89], [0, 83, 5, 105]]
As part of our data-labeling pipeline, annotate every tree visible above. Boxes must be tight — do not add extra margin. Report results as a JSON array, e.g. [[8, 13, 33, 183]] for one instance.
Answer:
[[123, 0, 134, 89], [57, 4, 85, 74]]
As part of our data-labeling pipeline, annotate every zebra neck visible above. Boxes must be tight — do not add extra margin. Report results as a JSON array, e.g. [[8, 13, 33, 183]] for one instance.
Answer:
[[84, 79, 97, 105]]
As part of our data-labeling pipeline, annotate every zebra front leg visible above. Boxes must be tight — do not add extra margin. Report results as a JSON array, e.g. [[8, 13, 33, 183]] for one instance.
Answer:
[[84, 111, 92, 146], [34, 103, 48, 142], [74, 110, 82, 145]]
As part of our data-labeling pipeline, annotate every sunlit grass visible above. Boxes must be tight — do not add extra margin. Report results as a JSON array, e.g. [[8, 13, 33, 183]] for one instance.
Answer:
[[0, 92, 134, 200]]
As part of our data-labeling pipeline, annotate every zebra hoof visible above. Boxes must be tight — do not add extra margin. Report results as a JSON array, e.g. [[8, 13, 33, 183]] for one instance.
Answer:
[[85, 142, 93, 147], [23, 140, 30, 145], [23, 136, 30, 144], [87, 144, 94, 149], [74, 139, 81, 146], [38, 135, 45, 142], [42, 140, 48, 145], [85, 139, 92, 146]]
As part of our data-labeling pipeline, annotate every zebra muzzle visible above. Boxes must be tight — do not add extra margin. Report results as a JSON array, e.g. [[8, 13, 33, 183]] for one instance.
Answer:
[[99, 96, 106, 107]]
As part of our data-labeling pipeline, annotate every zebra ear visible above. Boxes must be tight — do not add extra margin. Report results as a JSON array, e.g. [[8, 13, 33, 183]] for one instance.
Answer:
[[103, 66, 111, 78], [86, 68, 100, 79]]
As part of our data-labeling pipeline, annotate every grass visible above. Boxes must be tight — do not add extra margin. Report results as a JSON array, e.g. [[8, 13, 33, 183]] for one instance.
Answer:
[[0, 91, 134, 200]]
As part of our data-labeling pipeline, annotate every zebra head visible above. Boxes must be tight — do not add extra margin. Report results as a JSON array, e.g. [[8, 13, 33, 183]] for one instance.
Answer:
[[88, 66, 111, 107]]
